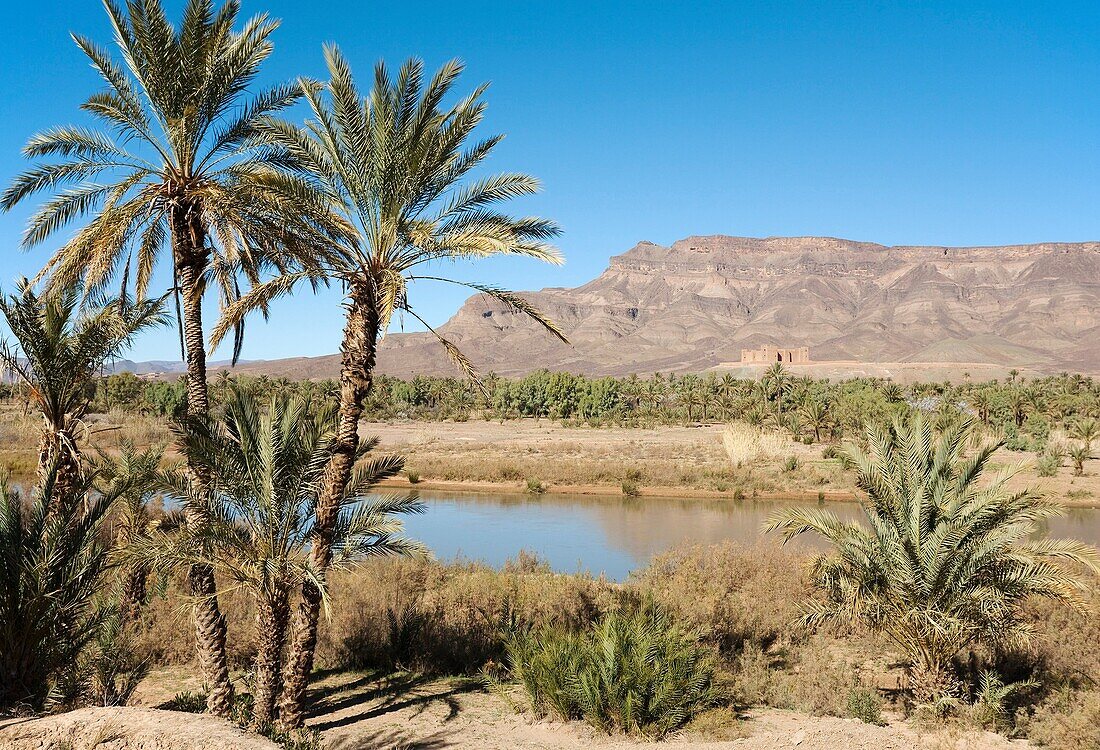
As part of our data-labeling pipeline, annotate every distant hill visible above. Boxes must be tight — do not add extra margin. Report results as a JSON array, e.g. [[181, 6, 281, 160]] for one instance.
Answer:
[[123, 235, 1100, 380]]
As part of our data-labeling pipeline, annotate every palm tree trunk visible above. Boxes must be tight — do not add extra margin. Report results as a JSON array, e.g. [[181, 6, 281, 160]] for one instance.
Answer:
[[279, 286, 378, 729], [39, 425, 82, 515], [172, 206, 233, 717], [118, 558, 150, 626], [252, 588, 290, 728], [909, 655, 959, 705]]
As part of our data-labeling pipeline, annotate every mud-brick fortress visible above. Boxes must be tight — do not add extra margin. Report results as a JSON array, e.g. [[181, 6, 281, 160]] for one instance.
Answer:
[[740, 345, 810, 364]]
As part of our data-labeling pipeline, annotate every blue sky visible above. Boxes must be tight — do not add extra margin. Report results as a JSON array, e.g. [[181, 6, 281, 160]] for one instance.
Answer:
[[1, 1, 1099, 361]]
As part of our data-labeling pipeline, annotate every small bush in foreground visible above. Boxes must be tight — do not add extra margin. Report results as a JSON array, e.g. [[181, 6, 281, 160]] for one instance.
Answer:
[[525, 477, 546, 494], [1026, 688, 1100, 750], [163, 690, 207, 713], [847, 686, 885, 725], [506, 603, 723, 738]]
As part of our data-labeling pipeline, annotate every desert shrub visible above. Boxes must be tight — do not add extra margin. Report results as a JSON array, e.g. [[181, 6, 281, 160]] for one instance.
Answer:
[[525, 477, 546, 494], [163, 690, 207, 713], [314, 557, 615, 674], [621, 479, 639, 496], [1036, 450, 1060, 477], [406, 470, 421, 484], [782, 455, 801, 472], [506, 603, 723, 738], [846, 685, 885, 725], [1026, 688, 1100, 750], [630, 543, 807, 655], [821, 445, 840, 459], [727, 637, 861, 717], [723, 425, 788, 468]]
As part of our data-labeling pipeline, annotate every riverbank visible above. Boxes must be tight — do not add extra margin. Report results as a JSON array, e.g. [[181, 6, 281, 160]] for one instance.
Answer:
[[365, 418, 1100, 508]]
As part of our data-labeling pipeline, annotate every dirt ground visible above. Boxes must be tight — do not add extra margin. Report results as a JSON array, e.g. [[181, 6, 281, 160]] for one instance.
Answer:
[[365, 418, 1100, 508], [0, 670, 1031, 750]]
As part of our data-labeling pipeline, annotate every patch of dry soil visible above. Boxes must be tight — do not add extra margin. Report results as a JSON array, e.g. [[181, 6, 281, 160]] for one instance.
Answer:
[[308, 673, 1029, 750], [0, 707, 279, 750]]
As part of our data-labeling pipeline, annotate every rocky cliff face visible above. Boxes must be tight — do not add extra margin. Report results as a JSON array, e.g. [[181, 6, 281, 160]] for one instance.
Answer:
[[368, 235, 1100, 376]]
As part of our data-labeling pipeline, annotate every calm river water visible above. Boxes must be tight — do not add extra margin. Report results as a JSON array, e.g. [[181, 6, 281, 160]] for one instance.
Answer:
[[401, 491, 1100, 581]]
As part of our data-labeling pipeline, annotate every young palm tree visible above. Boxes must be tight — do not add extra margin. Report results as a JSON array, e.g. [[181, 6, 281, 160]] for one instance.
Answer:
[[0, 0, 336, 714], [1069, 417, 1099, 453], [0, 280, 167, 509], [212, 48, 564, 726], [0, 467, 128, 710], [766, 415, 1099, 704], [143, 386, 423, 727], [800, 399, 832, 443], [90, 441, 173, 624]]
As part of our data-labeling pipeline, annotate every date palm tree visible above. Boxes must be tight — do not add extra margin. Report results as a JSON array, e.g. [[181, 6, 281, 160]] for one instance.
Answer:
[[1069, 417, 1099, 453], [212, 48, 564, 727], [0, 0, 335, 714], [141, 386, 423, 727], [0, 466, 129, 710], [0, 280, 167, 510], [90, 441, 174, 625], [767, 415, 1099, 704]]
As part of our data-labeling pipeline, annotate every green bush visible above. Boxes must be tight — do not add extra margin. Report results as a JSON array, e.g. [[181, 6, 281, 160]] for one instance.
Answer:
[[621, 479, 640, 496], [525, 477, 547, 494], [406, 470, 421, 484], [846, 686, 885, 725], [506, 603, 723, 738], [782, 455, 800, 472], [163, 690, 207, 713], [1036, 450, 1060, 477]]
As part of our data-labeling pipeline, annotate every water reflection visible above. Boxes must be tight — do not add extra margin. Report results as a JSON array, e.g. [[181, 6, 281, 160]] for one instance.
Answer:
[[402, 491, 1100, 582]]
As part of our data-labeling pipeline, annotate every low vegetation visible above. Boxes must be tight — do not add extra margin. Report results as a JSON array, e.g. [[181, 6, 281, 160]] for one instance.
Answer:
[[505, 603, 723, 738]]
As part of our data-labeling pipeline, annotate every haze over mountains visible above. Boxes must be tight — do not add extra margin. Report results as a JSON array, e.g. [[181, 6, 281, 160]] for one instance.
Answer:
[[122, 236, 1100, 380]]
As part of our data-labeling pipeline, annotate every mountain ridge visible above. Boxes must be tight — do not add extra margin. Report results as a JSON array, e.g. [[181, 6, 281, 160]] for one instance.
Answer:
[[114, 235, 1100, 380]]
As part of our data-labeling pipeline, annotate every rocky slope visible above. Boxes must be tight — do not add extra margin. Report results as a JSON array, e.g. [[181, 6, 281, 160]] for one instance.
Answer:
[[209, 235, 1100, 379], [365, 235, 1100, 377]]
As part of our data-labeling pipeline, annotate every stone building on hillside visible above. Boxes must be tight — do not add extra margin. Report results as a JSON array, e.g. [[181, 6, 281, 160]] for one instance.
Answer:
[[741, 345, 810, 364]]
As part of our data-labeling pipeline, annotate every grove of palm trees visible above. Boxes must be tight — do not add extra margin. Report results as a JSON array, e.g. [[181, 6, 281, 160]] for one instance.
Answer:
[[0, 2, 1098, 750]]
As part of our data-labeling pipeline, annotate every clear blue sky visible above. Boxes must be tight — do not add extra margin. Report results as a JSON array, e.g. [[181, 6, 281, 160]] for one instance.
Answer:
[[1, 1, 1098, 361]]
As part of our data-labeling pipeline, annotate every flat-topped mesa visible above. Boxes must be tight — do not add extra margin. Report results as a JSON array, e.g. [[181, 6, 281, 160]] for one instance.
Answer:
[[369, 234, 1100, 378]]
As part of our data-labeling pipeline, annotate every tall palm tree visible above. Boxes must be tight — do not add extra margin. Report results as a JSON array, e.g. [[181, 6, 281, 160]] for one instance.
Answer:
[[213, 48, 564, 727], [143, 386, 423, 727], [1, 0, 334, 714], [767, 415, 1100, 703], [0, 280, 167, 509]]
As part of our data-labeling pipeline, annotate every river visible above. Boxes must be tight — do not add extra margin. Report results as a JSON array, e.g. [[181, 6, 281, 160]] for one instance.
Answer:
[[401, 491, 1100, 581]]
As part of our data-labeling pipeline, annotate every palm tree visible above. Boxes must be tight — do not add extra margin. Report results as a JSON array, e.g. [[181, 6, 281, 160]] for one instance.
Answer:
[[1069, 443, 1090, 477], [0, 280, 167, 509], [800, 399, 832, 443], [767, 415, 1099, 703], [90, 441, 173, 624], [0, 0, 334, 714], [143, 386, 423, 727], [1069, 418, 1099, 453], [0, 466, 128, 710], [212, 49, 564, 727]]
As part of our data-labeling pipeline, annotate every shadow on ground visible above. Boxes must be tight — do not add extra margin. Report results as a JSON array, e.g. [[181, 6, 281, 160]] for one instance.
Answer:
[[305, 669, 482, 744]]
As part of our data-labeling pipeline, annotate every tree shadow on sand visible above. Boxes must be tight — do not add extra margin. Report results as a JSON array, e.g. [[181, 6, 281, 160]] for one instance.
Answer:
[[305, 671, 482, 736], [324, 726, 455, 750]]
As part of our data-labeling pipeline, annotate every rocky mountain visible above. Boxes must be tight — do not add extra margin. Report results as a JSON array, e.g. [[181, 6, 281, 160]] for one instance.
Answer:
[[366, 235, 1100, 377], [192, 235, 1100, 380]]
